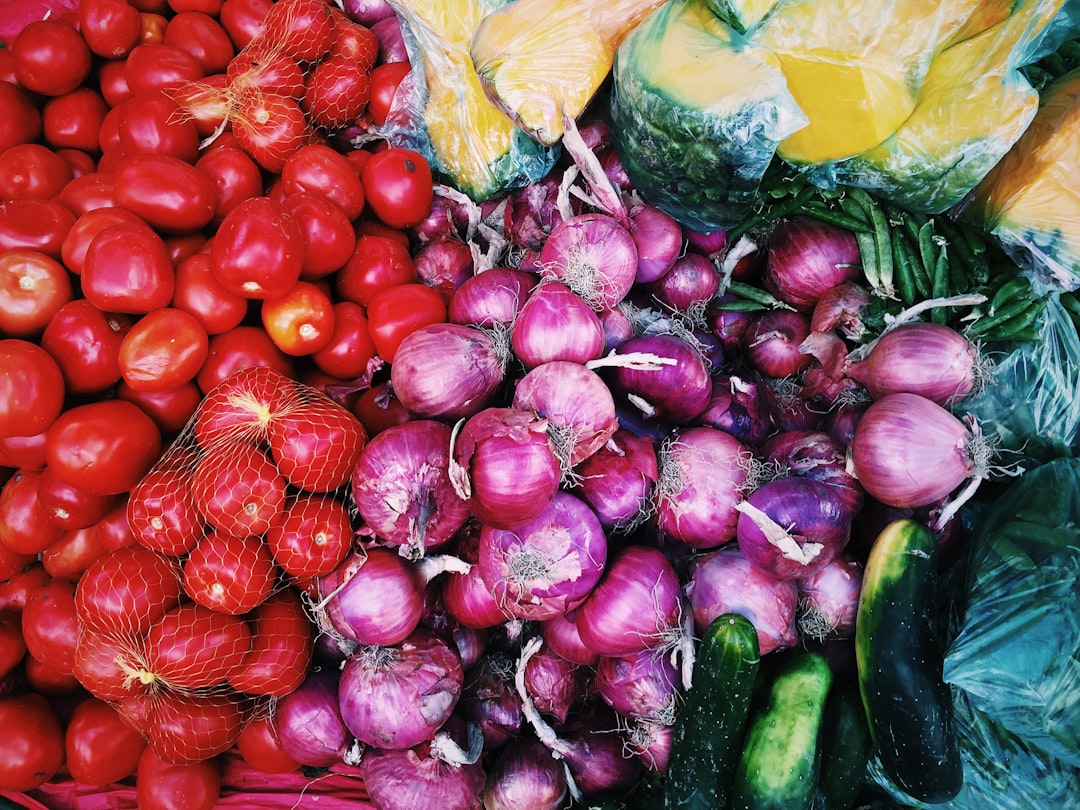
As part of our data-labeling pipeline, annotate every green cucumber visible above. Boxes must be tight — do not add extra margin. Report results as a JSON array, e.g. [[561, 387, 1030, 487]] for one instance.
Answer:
[[855, 518, 963, 803], [814, 681, 872, 810], [730, 650, 833, 810], [663, 613, 760, 810]]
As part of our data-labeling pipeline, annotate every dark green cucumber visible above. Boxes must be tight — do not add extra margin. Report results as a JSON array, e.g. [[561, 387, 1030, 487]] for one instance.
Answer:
[[855, 518, 963, 803], [814, 681, 872, 810], [663, 613, 760, 810], [730, 650, 833, 810]]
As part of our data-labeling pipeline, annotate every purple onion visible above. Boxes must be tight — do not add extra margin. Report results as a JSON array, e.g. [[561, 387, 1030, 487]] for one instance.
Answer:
[[810, 280, 870, 339], [742, 309, 814, 379], [629, 203, 683, 284], [707, 300, 754, 357], [483, 738, 568, 810], [459, 653, 523, 751], [600, 305, 635, 350], [272, 669, 352, 768], [797, 555, 863, 641], [555, 705, 644, 798], [442, 524, 510, 630], [505, 176, 566, 253], [763, 216, 862, 311], [448, 267, 536, 328], [319, 547, 425, 647], [538, 213, 638, 311], [511, 280, 605, 368], [608, 333, 712, 426], [522, 643, 589, 725], [595, 647, 679, 724], [340, 0, 394, 24], [627, 718, 673, 774], [413, 237, 474, 301], [370, 14, 408, 63], [574, 429, 658, 530], [684, 228, 728, 257], [695, 374, 773, 447], [650, 252, 720, 312], [761, 430, 864, 516], [538, 609, 599, 666]]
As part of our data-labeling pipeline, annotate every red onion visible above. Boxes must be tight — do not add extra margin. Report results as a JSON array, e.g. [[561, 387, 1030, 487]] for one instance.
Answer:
[[627, 718, 673, 774], [796, 555, 863, 642], [600, 305, 635, 350], [845, 322, 982, 406], [341, 0, 394, 24], [538, 609, 599, 666], [477, 491, 607, 621], [742, 309, 814, 378], [654, 426, 751, 550], [735, 477, 852, 580], [595, 648, 679, 725], [351, 420, 471, 559], [574, 429, 658, 530], [696, 374, 773, 447], [505, 176, 566, 254], [512, 361, 618, 468], [541, 703, 644, 798], [538, 213, 638, 311], [390, 323, 509, 421], [707, 300, 754, 356], [823, 400, 866, 447], [761, 430, 864, 516], [450, 407, 561, 529], [459, 652, 523, 750], [650, 252, 720, 313], [338, 628, 463, 750], [411, 191, 472, 244], [522, 642, 589, 725], [810, 280, 870, 340], [685, 545, 798, 655], [762, 216, 861, 311], [370, 15, 408, 63], [272, 669, 353, 768], [448, 267, 535, 328], [758, 374, 823, 433], [511, 280, 605, 367], [684, 228, 727, 257], [629, 203, 683, 284], [574, 544, 683, 657], [482, 738, 568, 810], [608, 333, 712, 426], [414, 237, 474, 302], [443, 524, 512, 630]]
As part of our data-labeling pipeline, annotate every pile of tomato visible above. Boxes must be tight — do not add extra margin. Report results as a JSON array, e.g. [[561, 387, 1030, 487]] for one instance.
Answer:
[[0, 0, 454, 805]]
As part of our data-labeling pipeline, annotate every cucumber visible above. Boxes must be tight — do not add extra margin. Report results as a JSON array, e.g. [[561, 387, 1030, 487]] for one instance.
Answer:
[[814, 681, 872, 810], [663, 613, 760, 810], [730, 650, 833, 810], [855, 518, 963, 803]]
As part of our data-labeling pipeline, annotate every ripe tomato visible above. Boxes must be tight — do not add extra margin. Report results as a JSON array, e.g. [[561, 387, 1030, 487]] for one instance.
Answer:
[[128, 465, 205, 557], [172, 252, 249, 337], [41, 525, 109, 581], [367, 61, 411, 127], [0, 250, 73, 338], [0, 610, 25, 681], [195, 146, 264, 227], [210, 195, 305, 300], [58, 171, 120, 217], [21, 577, 80, 673], [260, 280, 336, 356], [235, 713, 301, 774], [97, 58, 134, 107], [169, 74, 230, 139], [135, 744, 221, 809], [197, 325, 298, 396], [251, 0, 334, 63], [66, 697, 148, 786], [93, 497, 138, 553], [42, 87, 110, 153], [61, 208, 146, 276], [144, 602, 251, 690], [302, 54, 371, 130], [351, 381, 412, 437], [75, 545, 183, 637], [0, 340, 65, 439], [81, 220, 176, 315], [0, 432, 48, 474], [183, 532, 276, 615], [366, 282, 448, 363], [281, 143, 366, 221], [335, 233, 416, 307], [163, 11, 235, 75], [191, 364, 301, 445], [115, 153, 219, 234], [117, 381, 203, 436], [45, 399, 163, 497], [0, 143, 73, 200], [226, 48, 305, 98], [190, 442, 287, 537], [282, 193, 357, 279], [311, 300, 377, 379], [218, 0, 272, 49], [0, 81, 42, 153], [124, 43, 205, 98], [80, 0, 142, 58], [114, 91, 201, 163], [11, 19, 93, 97], [36, 465, 118, 530], [0, 198, 77, 259], [329, 11, 378, 70], [0, 469, 66, 555], [119, 308, 211, 393], [228, 587, 311, 696], [361, 147, 434, 229], [25, 653, 84, 696], [231, 89, 311, 174], [73, 628, 149, 701], [266, 396, 367, 493], [0, 693, 65, 791], [265, 494, 353, 580], [41, 299, 132, 396], [0, 538, 34, 583]]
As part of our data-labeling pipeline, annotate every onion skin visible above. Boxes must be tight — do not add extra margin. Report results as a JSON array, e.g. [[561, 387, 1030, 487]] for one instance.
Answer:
[[761, 430, 864, 516], [483, 738, 568, 810], [538, 213, 638, 311], [522, 644, 588, 725], [459, 653, 523, 751], [595, 647, 679, 724], [538, 609, 599, 666], [742, 309, 814, 379], [848, 392, 973, 508], [442, 525, 511, 630], [448, 267, 535, 328], [610, 333, 712, 426], [574, 429, 658, 530], [649, 251, 720, 312], [630, 204, 683, 284], [797, 555, 863, 641], [360, 737, 486, 810], [320, 547, 424, 647], [763, 216, 861, 311], [696, 374, 773, 448], [511, 281, 605, 368], [272, 670, 351, 768]]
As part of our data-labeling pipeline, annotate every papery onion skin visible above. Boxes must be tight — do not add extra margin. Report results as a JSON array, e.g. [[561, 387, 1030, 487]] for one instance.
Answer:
[[522, 643, 588, 725], [628, 718, 673, 774], [459, 653, 523, 751], [685, 545, 799, 655], [483, 738, 568, 810], [320, 547, 424, 647], [848, 392, 973, 508], [538, 212, 638, 311], [796, 554, 863, 642], [595, 647, 679, 724], [763, 216, 862, 311], [511, 281, 605, 368], [574, 429, 658, 530], [557, 705, 644, 798], [649, 251, 720, 313], [272, 669, 351, 768], [360, 735, 486, 810], [338, 628, 463, 751], [761, 429, 864, 516], [609, 333, 712, 426], [448, 267, 535, 328], [414, 237, 474, 302], [695, 374, 773, 448]]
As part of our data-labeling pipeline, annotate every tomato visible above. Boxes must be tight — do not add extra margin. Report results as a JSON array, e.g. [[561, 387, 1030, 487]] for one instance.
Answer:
[[0, 564, 50, 618], [97, 58, 134, 107], [218, 0, 272, 50], [361, 147, 434, 229], [283, 193, 357, 279], [366, 282, 448, 363], [190, 442, 287, 537], [0, 693, 65, 791], [266, 396, 367, 493], [192, 364, 301, 444], [21, 577, 80, 673], [169, 0, 224, 14], [61, 208, 145, 276], [0, 143, 73, 200], [0, 340, 65, 439], [57, 147, 97, 178], [75, 545, 183, 636], [163, 11, 235, 75], [117, 380, 203, 435], [73, 628, 147, 701], [93, 497, 138, 553], [0, 432, 48, 473], [45, 400, 163, 497], [0, 249, 73, 339], [183, 532, 276, 615], [144, 602, 251, 690], [80, 0, 143, 59], [231, 89, 311, 174], [171, 253, 247, 337], [135, 744, 221, 809], [311, 300, 377, 379], [0, 198, 77, 259], [260, 280, 336, 356], [41, 299, 133, 396], [42, 525, 109, 581], [329, 11, 379, 70], [169, 73, 230, 139], [115, 92, 202, 163], [197, 325, 298, 394], [128, 465, 205, 557], [0, 470, 66, 555], [147, 690, 245, 766], [164, 231, 208, 266], [43, 89, 109, 154], [58, 172, 120, 217], [36, 465, 119, 530], [225, 49, 305, 99], [0, 537, 34, 583], [235, 713, 301, 774], [0, 82, 42, 153], [0, 610, 25, 681], [302, 54, 371, 130], [195, 146, 264, 227], [210, 195, 305, 300], [66, 697, 148, 786], [124, 43, 205, 98], [81, 220, 176, 315], [228, 587, 312, 696], [119, 308, 211, 393], [335, 233, 416, 307], [251, 0, 334, 63], [265, 494, 352, 580], [366, 60, 411, 128], [11, 19, 93, 97], [115, 153, 219, 234], [280, 142, 366, 221]]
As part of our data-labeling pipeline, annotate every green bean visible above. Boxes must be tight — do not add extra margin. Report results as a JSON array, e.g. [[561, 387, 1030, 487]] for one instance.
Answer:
[[993, 298, 1048, 340]]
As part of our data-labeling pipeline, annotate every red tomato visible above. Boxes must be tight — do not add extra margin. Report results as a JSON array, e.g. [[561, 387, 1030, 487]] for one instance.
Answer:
[[367, 61, 411, 127], [114, 92, 201, 163], [0, 432, 48, 473], [0, 469, 66, 555], [266, 396, 367, 493], [172, 253, 248, 337], [11, 19, 93, 97], [36, 465, 119, 530], [183, 532, 276, 615], [80, 0, 143, 59], [135, 744, 221, 809], [163, 11, 235, 75], [164, 231, 207, 266], [0, 693, 65, 791], [250, 0, 334, 63], [75, 545, 183, 637], [335, 233, 416, 307], [169, 0, 225, 14], [197, 325, 299, 396], [124, 43, 205, 98], [0, 563, 50, 614], [58, 172, 120, 217], [0, 143, 73, 200], [0, 610, 26, 681], [0, 540, 34, 583], [0, 249, 73, 338], [265, 494, 353, 580], [42, 525, 109, 581], [42, 88, 110, 154], [128, 464, 205, 557], [361, 147, 434, 229], [81, 220, 176, 315], [0, 81, 42, 153], [143, 603, 251, 690], [66, 697, 148, 786], [235, 713, 301, 774], [41, 299, 133, 396], [117, 381, 203, 435], [231, 89, 311, 174], [169, 73, 230, 139], [195, 146, 264, 227], [61, 208, 146, 276], [210, 195, 305, 300], [280, 142, 366, 221], [260, 280, 336, 356], [57, 147, 97, 178], [97, 58, 134, 107], [218, 0, 273, 50], [21, 577, 80, 673], [24, 653, 84, 696], [92, 497, 138, 553], [0, 198, 77, 259], [283, 193, 357, 279], [0, 340, 65, 439], [311, 300, 377, 379], [73, 628, 148, 701], [225, 49, 305, 99], [45, 400, 163, 497], [147, 690, 245, 766], [115, 153, 219, 234], [119, 308, 211, 393], [366, 282, 447, 363], [228, 587, 312, 696], [191, 364, 301, 444], [302, 55, 371, 130], [189, 442, 286, 537], [329, 11, 378, 70]]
